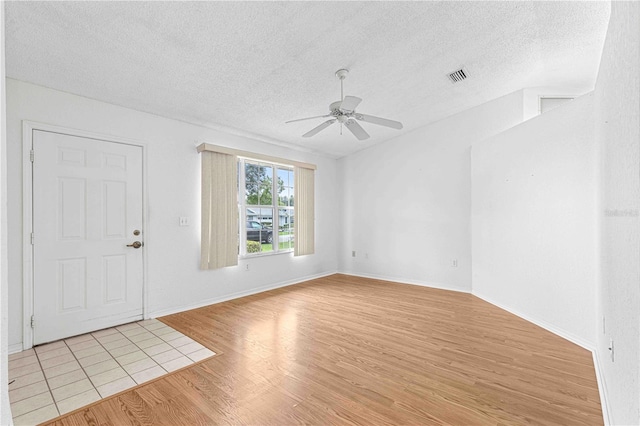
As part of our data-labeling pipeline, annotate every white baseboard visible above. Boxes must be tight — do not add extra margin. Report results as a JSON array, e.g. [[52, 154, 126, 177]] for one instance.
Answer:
[[472, 291, 595, 351], [338, 271, 471, 294], [592, 350, 611, 425], [9, 342, 24, 355], [148, 270, 338, 319]]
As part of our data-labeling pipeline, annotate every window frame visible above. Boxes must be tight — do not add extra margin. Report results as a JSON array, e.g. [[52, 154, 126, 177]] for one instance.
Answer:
[[238, 157, 295, 258]]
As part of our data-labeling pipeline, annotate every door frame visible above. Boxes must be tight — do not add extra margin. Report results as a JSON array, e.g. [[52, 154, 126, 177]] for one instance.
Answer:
[[22, 120, 150, 350]]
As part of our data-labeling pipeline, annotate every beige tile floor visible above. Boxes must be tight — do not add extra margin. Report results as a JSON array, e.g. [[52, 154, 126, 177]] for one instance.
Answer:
[[8, 319, 216, 425]]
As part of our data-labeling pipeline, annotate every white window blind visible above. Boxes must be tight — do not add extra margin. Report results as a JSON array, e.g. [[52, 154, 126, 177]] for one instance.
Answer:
[[294, 166, 315, 256], [200, 151, 238, 269]]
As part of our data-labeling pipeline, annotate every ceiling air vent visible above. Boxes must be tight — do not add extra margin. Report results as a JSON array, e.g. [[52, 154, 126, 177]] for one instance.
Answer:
[[447, 68, 468, 84]]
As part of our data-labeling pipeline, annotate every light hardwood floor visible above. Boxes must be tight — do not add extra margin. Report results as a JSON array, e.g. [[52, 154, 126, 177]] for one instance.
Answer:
[[45, 274, 602, 425]]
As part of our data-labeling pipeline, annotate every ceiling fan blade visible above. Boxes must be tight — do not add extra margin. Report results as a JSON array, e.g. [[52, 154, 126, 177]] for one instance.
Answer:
[[303, 119, 337, 137], [355, 113, 403, 130], [344, 119, 370, 140], [339, 96, 362, 113], [286, 114, 331, 124]]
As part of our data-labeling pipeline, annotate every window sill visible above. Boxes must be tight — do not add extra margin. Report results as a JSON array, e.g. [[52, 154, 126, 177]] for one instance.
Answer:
[[239, 249, 293, 260]]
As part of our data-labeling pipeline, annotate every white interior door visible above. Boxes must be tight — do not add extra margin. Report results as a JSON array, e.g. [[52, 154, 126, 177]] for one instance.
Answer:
[[32, 130, 144, 345]]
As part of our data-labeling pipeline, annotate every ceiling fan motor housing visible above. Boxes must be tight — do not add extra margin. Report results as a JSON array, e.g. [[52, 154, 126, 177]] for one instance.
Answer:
[[329, 101, 344, 112]]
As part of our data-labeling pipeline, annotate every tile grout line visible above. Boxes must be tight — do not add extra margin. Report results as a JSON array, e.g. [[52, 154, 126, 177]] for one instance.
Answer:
[[44, 325, 160, 412], [44, 337, 110, 414], [76, 328, 146, 398], [71, 323, 174, 397], [62, 336, 106, 405], [156, 318, 224, 358], [96, 327, 168, 390], [48, 349, 220, 424], [11, 347, 59, 421], [136, 324, 174, 370], [10, 321, 213, 423], [129, 322, 193, 370], [44, 326, 149, 413], [117, 326, 172, 377]]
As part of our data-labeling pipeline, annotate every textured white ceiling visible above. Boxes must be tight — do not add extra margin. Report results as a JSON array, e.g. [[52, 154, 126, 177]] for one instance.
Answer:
[[5, 1, 610, 158]]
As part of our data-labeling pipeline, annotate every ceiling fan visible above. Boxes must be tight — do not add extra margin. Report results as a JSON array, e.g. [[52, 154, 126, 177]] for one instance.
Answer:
[[285, 69, 403, 140]]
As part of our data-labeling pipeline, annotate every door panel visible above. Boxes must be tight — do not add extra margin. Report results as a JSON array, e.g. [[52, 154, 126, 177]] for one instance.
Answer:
[[32, 130, 144, 345], [58, 258, 87, 312]]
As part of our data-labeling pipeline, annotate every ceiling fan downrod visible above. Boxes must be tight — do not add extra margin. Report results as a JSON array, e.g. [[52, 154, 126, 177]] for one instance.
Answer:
[[336, 69, 349, 134], [336, 68, 349, 102]]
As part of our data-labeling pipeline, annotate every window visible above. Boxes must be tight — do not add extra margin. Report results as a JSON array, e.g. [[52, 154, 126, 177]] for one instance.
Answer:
[[198, 142, 315, 268], [239, 158, 294, 256]]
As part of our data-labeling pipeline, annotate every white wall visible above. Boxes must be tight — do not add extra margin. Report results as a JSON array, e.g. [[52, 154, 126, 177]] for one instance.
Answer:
[[471, 93, 598, 348], [1, 3, 14, 424], [594, 2, 640, 424], [5, 78, 338, 350], [5, 8, 634, 421], [337, 91, 524, 291]]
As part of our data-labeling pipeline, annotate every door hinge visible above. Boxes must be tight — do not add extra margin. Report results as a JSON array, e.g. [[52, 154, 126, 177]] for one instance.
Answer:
[[30, 149, 34, 162], [30, 315, 35, 329], [30, 232, 34, 245]]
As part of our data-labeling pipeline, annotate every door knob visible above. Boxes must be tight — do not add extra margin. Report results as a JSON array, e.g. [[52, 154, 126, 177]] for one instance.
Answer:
[[126, 241, 143, 249]]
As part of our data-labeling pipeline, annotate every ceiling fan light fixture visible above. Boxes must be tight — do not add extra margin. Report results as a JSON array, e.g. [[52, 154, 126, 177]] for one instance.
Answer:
[[286, 68, 403, 140]]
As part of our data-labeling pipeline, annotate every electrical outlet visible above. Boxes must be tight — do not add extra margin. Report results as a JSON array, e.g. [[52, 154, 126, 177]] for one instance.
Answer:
[[179, 217, 189, 226], [451, 259, 458, 267], [352, 251, 356, 257], [245, 264, 250, 271], [609, 339, 614, 362]]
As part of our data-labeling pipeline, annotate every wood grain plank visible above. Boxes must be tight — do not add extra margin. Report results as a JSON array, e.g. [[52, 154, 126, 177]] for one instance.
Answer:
[[42, 274, 602, 425]]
